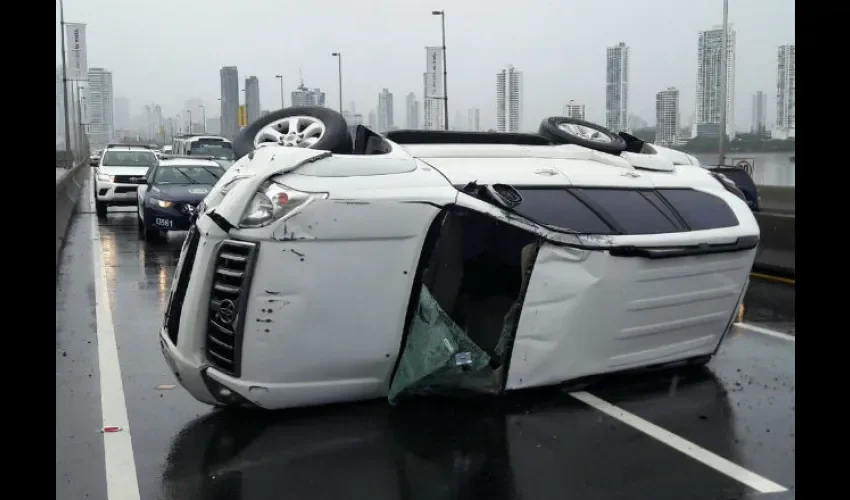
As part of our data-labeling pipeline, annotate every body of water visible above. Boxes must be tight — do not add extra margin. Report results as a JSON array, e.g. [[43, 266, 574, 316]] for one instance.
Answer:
[[694, 152, 795, 187]]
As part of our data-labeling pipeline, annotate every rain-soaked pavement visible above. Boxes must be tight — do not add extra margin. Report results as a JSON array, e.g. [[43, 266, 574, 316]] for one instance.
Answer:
[[56, 182, 796, 500]]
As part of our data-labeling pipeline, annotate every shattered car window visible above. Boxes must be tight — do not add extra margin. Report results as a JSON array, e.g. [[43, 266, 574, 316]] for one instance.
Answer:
[[389, 286, 494, 404]]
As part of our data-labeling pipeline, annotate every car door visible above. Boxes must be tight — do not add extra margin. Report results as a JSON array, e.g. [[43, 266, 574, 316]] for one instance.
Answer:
[[138, 165, 156, 218]]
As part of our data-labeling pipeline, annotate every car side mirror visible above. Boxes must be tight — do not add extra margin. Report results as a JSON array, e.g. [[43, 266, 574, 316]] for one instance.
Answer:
[[89, 159, 98, 167]]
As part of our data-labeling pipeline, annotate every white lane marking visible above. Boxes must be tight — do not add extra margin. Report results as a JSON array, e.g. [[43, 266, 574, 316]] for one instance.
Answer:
[[90, 185, 142, 500], [733, 322, 796, 343], [570, 391, 788, 494]]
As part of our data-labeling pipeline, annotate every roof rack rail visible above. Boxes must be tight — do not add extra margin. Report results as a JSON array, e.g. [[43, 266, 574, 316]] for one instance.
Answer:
[[159, 154, 219, 161], [384, 129, 553, 146], [105, 143, 157, 149]]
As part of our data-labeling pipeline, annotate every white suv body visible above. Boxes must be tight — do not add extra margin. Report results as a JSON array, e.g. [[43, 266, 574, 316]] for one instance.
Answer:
[[161, 136, 757, 410], [93, 146, 158, 216]]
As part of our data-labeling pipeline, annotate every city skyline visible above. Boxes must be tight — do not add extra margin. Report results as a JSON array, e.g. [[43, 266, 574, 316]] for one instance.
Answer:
[[56, 0, 794, 133]]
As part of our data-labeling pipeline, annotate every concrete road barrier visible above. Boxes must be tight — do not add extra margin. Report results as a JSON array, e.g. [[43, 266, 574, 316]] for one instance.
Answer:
[[56, 160, 90, 275], [754, 212, 795, 278], [758, 186, 795, 214]]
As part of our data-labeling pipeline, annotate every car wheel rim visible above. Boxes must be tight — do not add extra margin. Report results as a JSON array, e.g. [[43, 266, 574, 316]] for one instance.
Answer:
[[253, 116, 327, 149], [557, 123, 613, 143]]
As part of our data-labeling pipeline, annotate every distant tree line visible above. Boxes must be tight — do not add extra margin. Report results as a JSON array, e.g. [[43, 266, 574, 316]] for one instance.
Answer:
[[627, 128, 794, 153]]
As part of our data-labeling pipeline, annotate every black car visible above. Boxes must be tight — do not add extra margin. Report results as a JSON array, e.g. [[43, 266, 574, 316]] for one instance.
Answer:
[[136, 159, 226, 241], [705, 166, 761, 212]]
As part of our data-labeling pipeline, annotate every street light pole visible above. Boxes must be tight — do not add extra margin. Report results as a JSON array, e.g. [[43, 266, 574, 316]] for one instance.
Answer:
[[331, 53, 343, 113], [275, 74, 284, 108], [59, 0, 72, 163], [187, 109, 192, 133], [718, 0, 729, 166], [199, 104, 206, 133], [432, 10, 448, 130]]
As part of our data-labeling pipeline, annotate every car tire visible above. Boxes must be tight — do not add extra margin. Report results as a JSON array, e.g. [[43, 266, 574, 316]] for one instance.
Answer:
[[538, 117, 627, 155], [143, 227, 161, 242], [232, 106, 353, 159], [95, 199, 107, 218]]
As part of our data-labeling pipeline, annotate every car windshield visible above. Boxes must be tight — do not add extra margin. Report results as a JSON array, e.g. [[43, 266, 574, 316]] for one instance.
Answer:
[[154, 164, 225, 185], [101, 150, 157, 167], [190, 143, 235, 160]]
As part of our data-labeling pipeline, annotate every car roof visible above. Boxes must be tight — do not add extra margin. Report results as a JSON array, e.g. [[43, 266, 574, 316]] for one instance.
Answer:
[[103, 146, 156, 153], [158, 158, 224, 167]]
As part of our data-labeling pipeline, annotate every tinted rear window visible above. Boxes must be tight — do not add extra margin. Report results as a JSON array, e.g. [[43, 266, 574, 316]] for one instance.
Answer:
[[658, 189, 739, 230], [514, 189, 613, 234], [101, 150, 157, 167], [575, 189, 680, 234]]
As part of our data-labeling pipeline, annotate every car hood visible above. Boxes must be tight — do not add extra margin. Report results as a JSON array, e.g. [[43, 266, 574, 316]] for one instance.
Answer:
[[98, 166, 152, 177], [149, 183, 215, 201]]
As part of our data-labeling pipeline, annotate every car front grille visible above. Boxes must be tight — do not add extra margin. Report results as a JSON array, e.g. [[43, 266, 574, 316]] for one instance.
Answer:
[[206, 240, 257, 377], [164, 226, 201, 344], [114, 175, 147, 184]]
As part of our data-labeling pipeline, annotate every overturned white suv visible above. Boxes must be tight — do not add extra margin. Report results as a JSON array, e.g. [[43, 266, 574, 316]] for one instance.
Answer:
[[160, 106, 757, 410]]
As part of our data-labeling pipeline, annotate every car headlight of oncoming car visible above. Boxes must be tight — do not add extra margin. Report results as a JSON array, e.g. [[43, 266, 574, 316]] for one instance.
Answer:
[[240, 181, 328, 228], [147, 197, 173, 209], [97, 173, 114, 183]]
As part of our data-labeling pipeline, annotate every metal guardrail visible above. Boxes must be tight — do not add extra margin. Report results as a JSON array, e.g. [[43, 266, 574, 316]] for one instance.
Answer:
[[56, 157, 90, 275]]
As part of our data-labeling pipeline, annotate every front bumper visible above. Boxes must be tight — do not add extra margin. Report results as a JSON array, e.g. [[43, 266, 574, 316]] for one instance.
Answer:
[[143, 206, 193, 231], [95, 182, 139, 203]]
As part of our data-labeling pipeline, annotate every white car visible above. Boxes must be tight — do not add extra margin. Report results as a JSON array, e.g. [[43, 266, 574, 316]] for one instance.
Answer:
[[161, 107, 757, 410], [93, 146, 159, 218]]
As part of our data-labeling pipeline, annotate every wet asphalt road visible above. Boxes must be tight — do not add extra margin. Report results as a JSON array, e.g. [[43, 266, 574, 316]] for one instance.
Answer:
[[56, 183, 795, 500]]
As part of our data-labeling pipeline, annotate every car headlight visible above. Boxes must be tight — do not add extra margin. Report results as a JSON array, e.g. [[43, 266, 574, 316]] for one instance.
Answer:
[[239, 182, 328, 228], [147, 197, 173, 208], [97, 173, 114, 183]]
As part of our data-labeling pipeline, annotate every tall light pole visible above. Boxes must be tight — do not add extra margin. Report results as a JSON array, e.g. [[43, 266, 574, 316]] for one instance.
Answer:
[[431, 10, 448, 130], [187, 109, 193, 133], [199, 104, 206, 133], [331, 53, 343, 113], [59, 0, 72, 162], [718, 0, 729, 166], [275, 74, 285, 108]]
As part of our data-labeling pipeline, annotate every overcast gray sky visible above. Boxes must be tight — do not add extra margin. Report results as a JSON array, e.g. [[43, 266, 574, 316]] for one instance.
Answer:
[[56, 0, 794, 132]]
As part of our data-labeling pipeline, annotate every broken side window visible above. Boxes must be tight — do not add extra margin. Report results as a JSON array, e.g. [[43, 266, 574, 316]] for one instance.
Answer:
[[389, 208, 539, 404]]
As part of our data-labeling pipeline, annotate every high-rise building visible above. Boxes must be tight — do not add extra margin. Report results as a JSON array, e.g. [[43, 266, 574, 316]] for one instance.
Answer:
[[496, 64, 522, 132], [452, 110, 466, 131], [655, 87, 680, 145], [751, 91, 767, 136], [291, 83, 325, 107], [220, 66, 239, 139], [563, 100, 586, 121], [468, 107, 480, 131], [245, 76, 261, 124], [606, 42, 630, 132], [114, 96, 129, 132], [377, 89, 394, 132], [423, 47, 445, 130], [87, 67, 114, 149], [368, 110, 376, 129], [206, 117, 221, 135], [405, 92, 420, 129], [694, 26, 736, 138], [776, 44, 795, 138]]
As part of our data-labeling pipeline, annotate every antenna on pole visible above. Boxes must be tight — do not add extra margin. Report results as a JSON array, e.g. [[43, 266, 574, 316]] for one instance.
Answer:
[[298, 67, 304, 87]]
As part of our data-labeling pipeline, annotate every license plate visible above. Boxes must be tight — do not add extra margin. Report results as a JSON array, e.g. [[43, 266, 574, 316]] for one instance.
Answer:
[[155, 217, 173, 227]]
